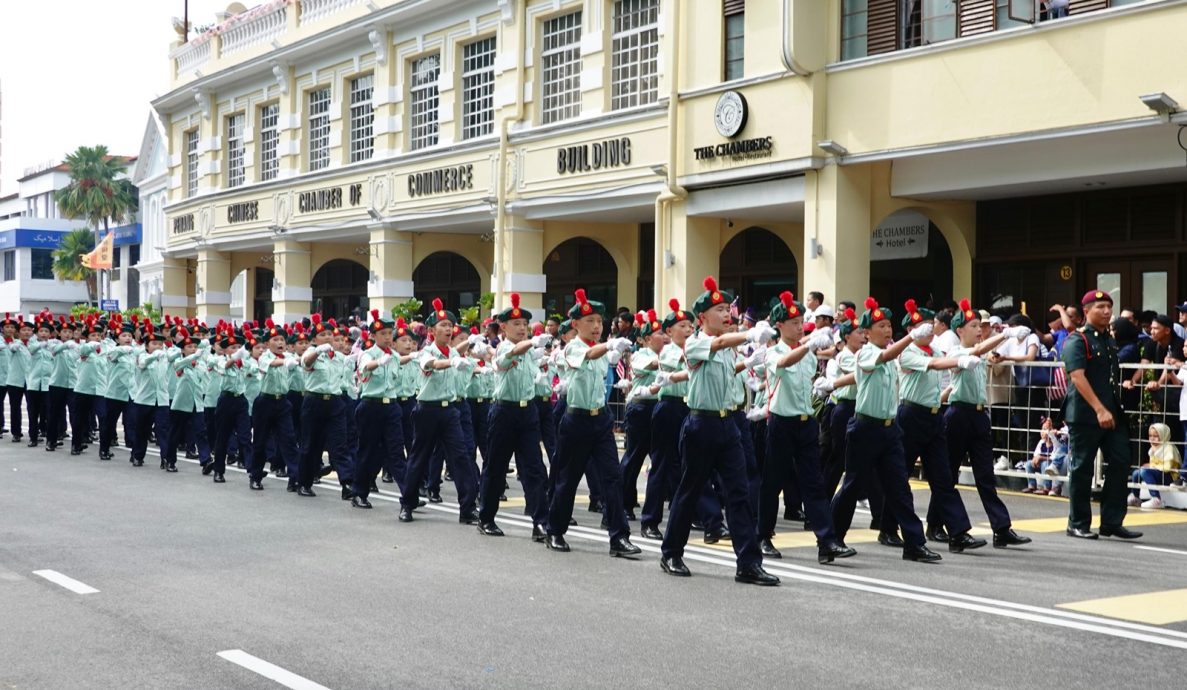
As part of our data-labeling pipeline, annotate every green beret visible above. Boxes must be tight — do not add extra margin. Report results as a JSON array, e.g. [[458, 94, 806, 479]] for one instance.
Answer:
[[691, 276, 733, 315], [900, 299, 936, 330], [567, 289, 605, 320], [497, 293, 532, 323], [950, 299, 979, 330], [769, 291, 806, 323], [857, 298, 892, 329], [425, 297, 458, 327]]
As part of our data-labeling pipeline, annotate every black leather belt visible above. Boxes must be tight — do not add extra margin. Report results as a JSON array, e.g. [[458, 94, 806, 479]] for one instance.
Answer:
[[361, 397, 392, 404], [262, 393, 285, 400], [495, 400, 531, 408], [855, 413, 893, 427], [951, 401, 985, 412], [566, 407, 603, 416], [902, 401, 940, 414], [689, 409, 730, 418]]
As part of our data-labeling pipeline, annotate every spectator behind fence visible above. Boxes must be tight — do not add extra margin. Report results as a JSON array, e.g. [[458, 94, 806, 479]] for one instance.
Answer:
[[1175, 302, 1187, 341], [1127, 423, 1181, 509], [1022, 417, 1068, 496], [1047, 304, 1083, 355]]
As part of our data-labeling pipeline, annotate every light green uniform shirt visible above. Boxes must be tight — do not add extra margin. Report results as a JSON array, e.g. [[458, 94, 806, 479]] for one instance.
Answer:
[[303, 348, 341, 396], [50, 342, 78, 388], [534, 347, 557, 398], [831, 347, 859, 403], [765, 342, 816, 417], [658, 343, 688, 399], [683, 331, 734, 411], [397, 356, 419, 398], [493, 340, 535, 402], [855, 342, 899, 420], [562, 339, 609, 410], [5, 337, 29, 387], [27, 337, 53, 392], [466, 358, 494, 399], [338, 355, 358, 399], [0, 341, 8, 383], [288, 351, 306, 393], [104, 345, 136, 401], [898, 343, 942, 408], [629, 347, 660, 402], [132, 349, 171, 407], [170, 351, 206, 413], [74, 340, 108, 396], [358, 345, 396, 399], [416, 345, 457, 402], [216, 354, 250, 396], [256, 350, 292, 397], [947, 346, 987, 405]]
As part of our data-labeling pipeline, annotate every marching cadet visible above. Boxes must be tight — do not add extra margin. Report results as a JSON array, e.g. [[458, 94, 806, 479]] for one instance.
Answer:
[[534, 322, 562, 472], [297, 314, 352, 498], [164, 328, 205, 472], [423, 325, 480, 503], [941, 299, 1032, 549], [829, 298, 941, 563], [285, 324, 310, 475], [390, 319, 420, 481], [199, 330, 224, 467], [249, 321, 300, 491], [659, 277, 776, 585], [128, 323, 170, 468], [545, 288, 640, 558], [45, 320, 77, 452], [333, 321, 361, 490], [24, 317, 54, 447], [896, 300, 988, 553], [466, 327, 495, 478], [4, 316, 32, 442], [352, 311, 405, 508], [479, 293, 552, 540], [99, 317, 136, 461], [620, 310, 665, 520], [206, 327, 255, 484], [72, 318, 107, 455], [1062, 289, 1142, 540], [0, 313, 13, 438], [399, 299, 480, 524], [760, 291, 856, 564]]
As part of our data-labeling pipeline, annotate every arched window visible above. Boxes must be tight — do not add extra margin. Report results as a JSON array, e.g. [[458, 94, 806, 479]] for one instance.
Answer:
[[311, 259, 368, 320], [543, 237, 618, 318], [719, 227, 797, 317], [413, 252, 481, 314]]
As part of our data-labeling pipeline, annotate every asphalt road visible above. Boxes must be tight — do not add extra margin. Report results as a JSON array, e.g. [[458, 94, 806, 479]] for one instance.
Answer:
[[2, 430, 1186, 689]]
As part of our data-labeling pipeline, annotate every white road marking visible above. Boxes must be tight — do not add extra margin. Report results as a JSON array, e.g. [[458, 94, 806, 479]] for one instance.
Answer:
[[217, 650, 332, 690], [1134, 545, 1187, 557], [31, 570, 99, 595]]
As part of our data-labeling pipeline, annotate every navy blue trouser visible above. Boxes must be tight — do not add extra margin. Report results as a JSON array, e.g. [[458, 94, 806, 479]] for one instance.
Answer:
[[250, 394, 298, 482], [943, 404, 1011, 532], [166, 408, 207, 465], [661, 413, 761, 566], [341, 394, 358, 475], [46, 385, 70, 447], [763, 414, 837, 544], [7, 385, 25, 438], [641, 398, 688, 528], [482, 402, 548, 525], [731, 410, 761, 518], [548, 410, 629, 540], [298, 394, 349, 490], [287, 390, 303, 454], [26, 389, 45, 441], [824, 399, 855, 497], [899, 404, 973, 535], [70, 393, 98, 452], [428, 399, 476, 492], [830, 417, 925, 547], [100, 397, 126, 454], [402, 402, 477, 512], [0, 384, 6, 433], [353, 398, 405, 499], [469, 399, 490, 468], [620, 400, 656, 509], [213, 393, 252, 474], [398, 398, 414, 459], [129, 402, 169, 462]]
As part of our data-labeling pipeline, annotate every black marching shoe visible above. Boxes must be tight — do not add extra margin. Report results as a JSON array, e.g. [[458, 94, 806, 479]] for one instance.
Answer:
[[640, 524, 663, 540], [27, 438, 39, 448], [428, 491, 443, 504], [10, 435, 23, 443], [351, 496, 373, 509], [459, 510, 480, 525], [275, 467, 288, 478], [213, 473, 226, 483], [735, 564, 780, 586], [948, 532, 989, 553], [1100, 525, 1143, 540], [287, 480, 298, 493], [1065, 526, 1098, 540], [132, 459, 143, 467], [166, 463, 178, 472], [201, 462, 214, 476], [599, 516, 610, 531], [784, 507, 807, 522], [877, 530, 905, 548], [70, 448, 84, 456], [992, 528, 1032, 548], [478, 522, 504, 536], [99, 452, 113, 461], [160, 458, 167, 469], [587, 499, 603, 513], [318, 465, 334, 478], [380, 470, 393, 483], [626, 508, 637, 521], [609, 536, 642, 558], [185, 450, 199, 460], [297, 486, 316, 497], [531, 524, 547, 543], [760, 538, 782, 559], [704, 526, 731, 544], [341, 486, 353, 500], [925, 524, 950, 544], [568, 517, 578, 526], [398, 507, 414, 522], [545, 535, 570, 552], [818, 542, 857, 564], [250, 479, 264, 491], [45, 443, 57, 452], [661, 555, 691, 577], [903, 544, 943, 563]]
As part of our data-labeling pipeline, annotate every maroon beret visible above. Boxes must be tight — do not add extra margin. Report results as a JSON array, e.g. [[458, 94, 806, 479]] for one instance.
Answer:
[[1081, 289, 1113, 306]]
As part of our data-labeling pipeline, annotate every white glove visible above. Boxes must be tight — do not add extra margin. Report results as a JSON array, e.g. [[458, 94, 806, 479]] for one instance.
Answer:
[[909, 322, 934, 341], [957, 355, 981, 370], [743, 347, 766, 369], [316, 343, 333, 354], [284, 357, 300, 368], [66, 340, 79, 350], [232, 347, 249, 362], [745, 374, 764, 392], [534, 370, 549, 386], [654, 371, 672, 388], [377, 353, 392, 367], [349, 326, 362, 341], [471, 342, 491, 358], [480, 364, 496, 376], [605, 349, 623, 366], [608, 337, 633, 353], [531, 334, 553, 348], [530, 346, 546, 360], [807, 331, 833, 353], [49, 339, 62, 347], [746, 406, 767, 422], [467, 334, 484, 348], [1002, 326, 1031, 340], [813, 377, 835, 396], [451, 356, 474, 373], [554, 379, 569, 396], [614, 378, 632, 392], [747, 320, 777, 344]]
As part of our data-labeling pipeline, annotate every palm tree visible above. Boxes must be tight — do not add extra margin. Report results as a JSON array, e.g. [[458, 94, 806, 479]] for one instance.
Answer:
[[54, 145, 138, 304], [52, 229, 97, 302]]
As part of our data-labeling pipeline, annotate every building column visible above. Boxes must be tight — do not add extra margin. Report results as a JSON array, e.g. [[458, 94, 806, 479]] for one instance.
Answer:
[[803, 164, 873, 305], [271, 238, 311, 323], [195, 247, 232, 324], [496, 215, 546, 313], [160, 256, 192, 318], [367, 224, 414, 314], [665, 201, 721, 307]]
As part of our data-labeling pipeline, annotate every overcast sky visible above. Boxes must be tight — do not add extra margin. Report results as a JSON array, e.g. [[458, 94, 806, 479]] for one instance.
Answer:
[[0, 0, 230, 192]]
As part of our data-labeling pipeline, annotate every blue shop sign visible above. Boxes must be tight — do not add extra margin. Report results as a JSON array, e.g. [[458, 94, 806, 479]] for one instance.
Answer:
[[0, 229, 68, 249], [111, 223, 142, 247]]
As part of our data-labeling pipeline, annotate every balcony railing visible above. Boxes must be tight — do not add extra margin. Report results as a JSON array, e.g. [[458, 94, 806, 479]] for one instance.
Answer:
[[299, 0, 363, 26], [172, 37, 211, 76], [220, 0, 290, 56]]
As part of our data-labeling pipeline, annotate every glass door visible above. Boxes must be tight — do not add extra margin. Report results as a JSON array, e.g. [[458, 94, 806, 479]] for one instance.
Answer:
[[1084, 259, 1172, 316]]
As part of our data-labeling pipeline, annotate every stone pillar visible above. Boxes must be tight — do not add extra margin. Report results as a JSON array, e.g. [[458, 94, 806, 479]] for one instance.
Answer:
[[275, 64, 300, 179], [271, 238, 312, 323], [666, 202, 721, 307], [803, 164, 872, 305], [497, 215, 546, 313], [195, 247, 232, 323], [366, 224, 414, 313], [160, 256, 192, 319]]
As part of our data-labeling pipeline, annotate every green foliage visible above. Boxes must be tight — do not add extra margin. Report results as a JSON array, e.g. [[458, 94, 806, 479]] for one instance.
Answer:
[[391, 298, 423, 322], [70, 304, 103, 318], [54, 145, 138, 233], [124, 303, 162, 323], [460, 305, 480, 327], [479, 292, 494, 312], [52, 229, 98, 301]]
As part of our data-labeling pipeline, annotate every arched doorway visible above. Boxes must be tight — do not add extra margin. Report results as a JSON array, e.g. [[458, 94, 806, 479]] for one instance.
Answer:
[[311, 259, 368, 321], [869, 222, 952, 313], [543, 237, 618, 319], [413, 252, 481, 315], [254, 267, 274, 322], [720, 227, 797, 318]]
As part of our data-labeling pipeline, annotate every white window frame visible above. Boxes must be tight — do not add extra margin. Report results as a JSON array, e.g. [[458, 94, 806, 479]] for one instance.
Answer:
[[540, 10, 583, 125], [307, 87, 331, 172], [258, 103, 280, 182], [185, 128, 200, 198], [461, 37, 496, 140], [349, 74, 375, 163], [611, 0, 660, 110], [409, 54, 441, 151], [225, 112, 246, 188]]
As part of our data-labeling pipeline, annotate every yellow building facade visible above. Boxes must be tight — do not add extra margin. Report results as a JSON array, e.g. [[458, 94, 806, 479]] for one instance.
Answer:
[[154, 0, 1187, 324]]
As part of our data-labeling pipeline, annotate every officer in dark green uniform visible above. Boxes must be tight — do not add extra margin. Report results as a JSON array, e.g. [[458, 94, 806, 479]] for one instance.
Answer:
[[1062, 289, 1142, 540]]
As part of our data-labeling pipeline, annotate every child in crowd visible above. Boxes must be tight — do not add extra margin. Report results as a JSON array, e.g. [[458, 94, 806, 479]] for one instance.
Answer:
[[1127, 423, 1181, 509]]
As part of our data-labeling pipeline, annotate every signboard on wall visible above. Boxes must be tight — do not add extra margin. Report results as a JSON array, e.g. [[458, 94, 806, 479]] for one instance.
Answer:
[[870, 209, 929, 261]]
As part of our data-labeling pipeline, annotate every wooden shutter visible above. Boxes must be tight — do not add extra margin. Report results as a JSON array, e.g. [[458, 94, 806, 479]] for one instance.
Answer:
[[958, 0, 996, 37], [1068, 0, 1110, 15], [867, 0, 899, 56], [724, 0, 745, 17]]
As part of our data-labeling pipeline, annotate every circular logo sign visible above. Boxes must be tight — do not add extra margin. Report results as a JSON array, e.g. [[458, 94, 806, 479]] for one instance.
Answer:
[[714, 91, 748, 138]]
